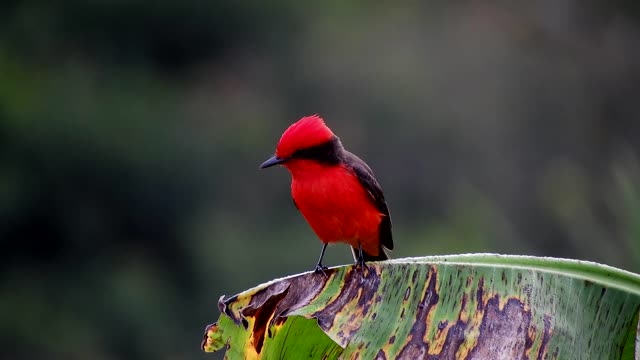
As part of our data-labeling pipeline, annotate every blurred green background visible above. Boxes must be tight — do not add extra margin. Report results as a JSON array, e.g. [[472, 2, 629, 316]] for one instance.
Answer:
[[1, 1, 640, 359]]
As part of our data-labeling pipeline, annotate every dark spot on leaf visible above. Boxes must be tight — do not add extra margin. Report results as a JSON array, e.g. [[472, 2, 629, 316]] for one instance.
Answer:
[[389, 335, 396, 344], [401, 308, 405, 319], [467, 296, 534, 359], [312, 265, 381, 332], [242, 288, 289, 354], [404, 286, 411, 301], [517, 273, 522, 284], [397, 267, 439, 359], [523, 285, 533, 304], [525, 324, 534, 352], [476, 278, 484, 311], [438, 320, 448, 331], [459, 294, 467, 320], [273, 316, 287, 327], [536, 315, 553, 360], [375, 349, 388, 360], [501, 271, 507, 283], [439, 320, 467, 359], [371, 312, 377, 320], [412, 269, 419, 283]]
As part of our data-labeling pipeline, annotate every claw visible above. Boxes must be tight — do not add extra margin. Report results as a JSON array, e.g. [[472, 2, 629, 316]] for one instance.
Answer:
[[353, 243, 370, 275], [314, 264, 329, 277]]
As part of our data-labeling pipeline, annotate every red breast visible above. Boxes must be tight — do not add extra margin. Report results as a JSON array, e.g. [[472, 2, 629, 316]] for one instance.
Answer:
[[286, 159, 384, 256]]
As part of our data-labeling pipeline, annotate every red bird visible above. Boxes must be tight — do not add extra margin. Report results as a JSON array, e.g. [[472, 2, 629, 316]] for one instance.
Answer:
[[260, 115, 393, 272]]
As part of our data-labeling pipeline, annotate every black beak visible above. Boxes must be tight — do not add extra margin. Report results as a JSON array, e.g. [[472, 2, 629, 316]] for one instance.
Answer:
[[260, 155, 287, 169]]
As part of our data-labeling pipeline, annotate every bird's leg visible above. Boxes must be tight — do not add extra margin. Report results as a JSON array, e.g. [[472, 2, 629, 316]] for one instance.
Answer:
[[354, 242, 370, 273], [314, 243, 329, 276]]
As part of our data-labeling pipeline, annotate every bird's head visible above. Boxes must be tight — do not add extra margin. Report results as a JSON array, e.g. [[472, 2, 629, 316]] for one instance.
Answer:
[[260, 115, 337, 170]]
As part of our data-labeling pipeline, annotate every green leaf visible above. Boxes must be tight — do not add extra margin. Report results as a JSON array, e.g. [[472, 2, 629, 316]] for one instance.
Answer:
[[202, 254, 640, 359]]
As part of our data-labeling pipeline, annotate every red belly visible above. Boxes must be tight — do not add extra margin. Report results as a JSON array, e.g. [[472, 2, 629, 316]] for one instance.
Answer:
[[290, 162, 383, 256]]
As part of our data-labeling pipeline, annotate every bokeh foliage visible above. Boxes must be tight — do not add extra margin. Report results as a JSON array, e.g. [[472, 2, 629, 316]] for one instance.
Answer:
[[1, 1, 639, 359]]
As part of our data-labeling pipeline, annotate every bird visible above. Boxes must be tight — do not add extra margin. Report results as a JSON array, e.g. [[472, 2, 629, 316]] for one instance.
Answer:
[[260, 115, 393, 273]]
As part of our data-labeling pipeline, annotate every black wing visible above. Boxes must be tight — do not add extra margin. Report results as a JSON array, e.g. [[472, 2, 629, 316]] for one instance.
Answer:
[[342, 150, 393, 252]]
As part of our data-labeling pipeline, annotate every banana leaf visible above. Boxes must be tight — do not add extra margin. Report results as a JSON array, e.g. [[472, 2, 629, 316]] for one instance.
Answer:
[[202, 254, 640, 359]]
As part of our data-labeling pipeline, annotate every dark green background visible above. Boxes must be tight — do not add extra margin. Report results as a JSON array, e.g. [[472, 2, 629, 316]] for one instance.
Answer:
[[1, 1, 639, 359]]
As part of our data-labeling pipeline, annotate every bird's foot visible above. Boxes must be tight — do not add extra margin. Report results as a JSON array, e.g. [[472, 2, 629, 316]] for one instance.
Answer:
[[354, 256, 370, 275], [314, 263, 329, 277]]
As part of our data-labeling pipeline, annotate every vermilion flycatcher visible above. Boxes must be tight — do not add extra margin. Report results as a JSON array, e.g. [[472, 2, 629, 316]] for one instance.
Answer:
[[260, 115, 393, 272]]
